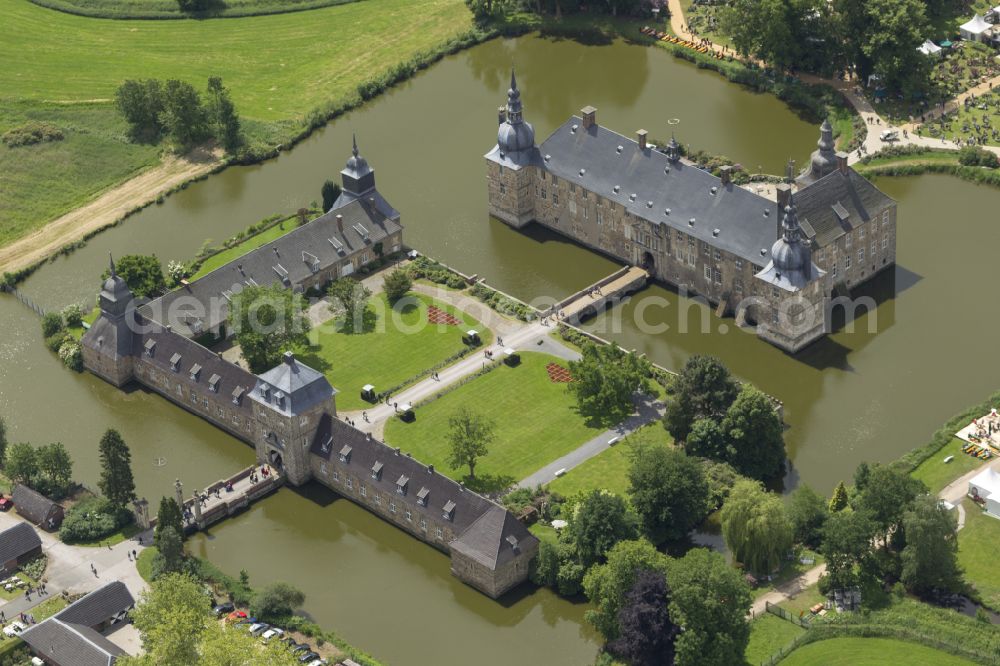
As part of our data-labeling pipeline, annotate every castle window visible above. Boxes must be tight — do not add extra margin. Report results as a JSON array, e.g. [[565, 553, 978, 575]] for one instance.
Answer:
[[871, 242, 876, 257], [597, 210, 603, 225], [846, 234, 852, 249], [360, 485, 367, 498], [333, 470, 340, 482], [858, 248, 864, 262], [735, 259, 743, 270], [436, 527, 443, 540], [714, 269, 722, 285], [734, 278, 744, 292], [390, 502, 397, 514], [420, 519, 427, 532], [859, 227, 865, 239], [832, 262, 838, 278], [704, 265, 711, 281], [375, 494, 381, 506], [190, 391, 198, 404], [396, 475, 409, 495], [882, 210, 889, 226], [703, 244, 710, 257], [772, 311, 779, 325], [339, 445, 352, 463], [772, 288, 779, 298], [405, 508, 412, 522], [347, 478, 353, 490], [881, 237, 888, 250], [417, 487, 429, 506], [714, 250, 721, 261], [499, 183, 506, 195], [371, 462, 383, 480], [553, 193, 559, 205], [320, 462, 327, 476], [541, 188, 547, 200], [442, 500, 456, 521], [846, 255, 852, 269]]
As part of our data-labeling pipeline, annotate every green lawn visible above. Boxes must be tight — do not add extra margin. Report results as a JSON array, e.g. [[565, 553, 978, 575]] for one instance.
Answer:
[[528, 522, 560, 546], [958, 498, 1000, 610], [29, 0, 357, 20], [744, 614, 804, 666], [910, 437, 986, 495], [191, 219, 297, 280], [0, 0, 475, 246], [31, 595, 69, 621], [136, 546, 158, 582], [0, 573, 37, 601], [300, 293, 490, 411], [775, 583, 828, 617], [780, 637, 975, 666], [546, 424, 673, 498], [0, 99, 161, 247], [383, 352, 606, 483]]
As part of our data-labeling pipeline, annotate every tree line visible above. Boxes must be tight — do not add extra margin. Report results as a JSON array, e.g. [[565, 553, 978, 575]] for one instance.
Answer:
[[115, 76, 242, 153]]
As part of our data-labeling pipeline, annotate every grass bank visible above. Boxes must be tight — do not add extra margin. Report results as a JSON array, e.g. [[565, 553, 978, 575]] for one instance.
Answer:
[[779, 637, 976, 666], [958, 499, 1000, 611], [29, 0, 359, 20]]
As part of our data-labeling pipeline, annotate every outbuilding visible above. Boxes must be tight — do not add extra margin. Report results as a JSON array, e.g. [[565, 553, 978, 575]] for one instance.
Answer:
[[12, 485, 64, 531], [968, 467, 1000, 517], [0, 522, 42, 577]]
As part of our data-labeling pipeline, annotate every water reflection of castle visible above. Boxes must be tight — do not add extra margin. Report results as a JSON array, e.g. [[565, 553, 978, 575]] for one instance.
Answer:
[[485, 70, 897, 352]]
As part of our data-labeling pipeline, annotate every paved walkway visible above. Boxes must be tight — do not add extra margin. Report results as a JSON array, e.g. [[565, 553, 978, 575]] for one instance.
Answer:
[[749, 563, 827, 617], [517, 393, 665, 488]]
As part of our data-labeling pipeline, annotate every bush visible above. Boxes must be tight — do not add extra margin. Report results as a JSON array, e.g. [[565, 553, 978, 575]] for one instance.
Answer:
[[41, 312, 64, 339], [61, 304, 83, 328], [20, 554, 47, 581], [58, 340, 83, 372], [470, 283, 534, 321], [2, 121, 63, 148], [58, 497, 126, 543], [44, 331, 70, 353], [407, 256, 467, 290], [958, 145, 999, 168]]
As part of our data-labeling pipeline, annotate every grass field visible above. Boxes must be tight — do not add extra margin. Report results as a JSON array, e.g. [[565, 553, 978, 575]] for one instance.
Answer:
[[0, 0, 475, 247], [744, 614, 804, 666], [775, 583, 827, 616], [0, 100, 161, 247], [30, 595, 69, 621], [191, 219, 298, 280], [909, 437, 985, 495], [300, 293, 490, 411], [30, 0, 357, 20], [779, 637, 975, 666], [958, 498, 1000, 610], [545, 424, 672, 497], [383, 351, 606, 483], [136, 546, 158, 582]]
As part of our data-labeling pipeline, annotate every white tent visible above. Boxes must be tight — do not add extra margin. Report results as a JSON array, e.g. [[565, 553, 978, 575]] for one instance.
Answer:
[[917, 39, 943, 58], [968, 467, 1000, 517], [961, 14, 992, 42]]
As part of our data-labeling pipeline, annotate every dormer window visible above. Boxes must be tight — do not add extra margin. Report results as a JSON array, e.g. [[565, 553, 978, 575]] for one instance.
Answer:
[[208, 374, 220, 393], [396, 475, 409, 496], [190, 364, 201, 381], [274, 391, 285, 409], [231, 387, 244, 405], [506, 535, 520, 550], [144, 339, 156, 357], [258, 385, 269, 399], [170, 353, 181, 372], [417, 487, 429, 507], [321, 435, 332, 454], [371, 462, 383, 480], [339, 445, 352, 463], [442, 500, 456, 521]]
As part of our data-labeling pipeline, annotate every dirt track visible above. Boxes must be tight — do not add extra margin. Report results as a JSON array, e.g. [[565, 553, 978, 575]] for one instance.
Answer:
[[0, 146, 222, 275]]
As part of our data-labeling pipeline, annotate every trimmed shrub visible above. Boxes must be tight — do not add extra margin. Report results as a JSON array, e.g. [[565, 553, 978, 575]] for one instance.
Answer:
[[58, 340, 83, 372], [58, 496, 127, 543], [2, 121, 63, 148]]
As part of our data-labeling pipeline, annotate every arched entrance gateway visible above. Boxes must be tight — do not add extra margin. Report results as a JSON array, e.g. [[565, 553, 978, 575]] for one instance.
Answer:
[[268, 449, 283, 470], [641, 251, 655, 273]]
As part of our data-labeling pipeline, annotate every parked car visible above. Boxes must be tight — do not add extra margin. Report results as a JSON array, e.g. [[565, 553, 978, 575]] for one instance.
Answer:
[[212, 602, 235, 616], [4, 621, 27, 637], [306, 660, 326, 666], [0, 497, 13, 512], [261, 628, 285, 642], [291, 643, 311, 654], [879, 129, 899, 142], [298, 652, 320, 664], [248, 623, 270, 637], [225, 610, 248, 624]]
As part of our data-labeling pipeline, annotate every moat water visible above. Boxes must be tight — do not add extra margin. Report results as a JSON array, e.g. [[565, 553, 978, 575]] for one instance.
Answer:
[[0, 34, 995, 666]]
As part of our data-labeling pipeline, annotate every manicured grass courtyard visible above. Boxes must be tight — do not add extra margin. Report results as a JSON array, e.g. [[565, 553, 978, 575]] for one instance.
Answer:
[[191, 219, 299, 280], [136, 546, 158, 583], [28, 0, 356, 20], [31, 595, 69, 621], [779, 637, 976, 666], [958, 498, 1000, 610], [300, 293, 490, 411], [909, 437, 986, 495], [383, 352, 606, 483], [546, 425, 673, 498], [743, 614, 804, 666]]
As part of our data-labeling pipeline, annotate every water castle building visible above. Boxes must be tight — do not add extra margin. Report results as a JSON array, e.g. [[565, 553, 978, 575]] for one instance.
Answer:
[[485, 71, 897, 352], [81, 140, 537, 599]]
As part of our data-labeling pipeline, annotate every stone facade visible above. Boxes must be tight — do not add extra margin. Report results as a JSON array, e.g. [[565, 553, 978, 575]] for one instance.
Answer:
[[484, 74, 897, 352]]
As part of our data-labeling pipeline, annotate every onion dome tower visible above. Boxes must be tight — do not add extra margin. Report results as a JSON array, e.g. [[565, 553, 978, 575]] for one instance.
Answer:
[[797, 119, 837, 185], [496, 69, 536, 156], [768, 194, 814, 287]]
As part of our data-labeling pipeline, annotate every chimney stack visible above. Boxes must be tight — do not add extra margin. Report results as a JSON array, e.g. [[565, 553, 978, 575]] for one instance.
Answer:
[[336, 215, 344, 233], [719, 165, 733, 186], [775, 183, 792, 237], [581, 106, 597, 130], [636, 129, 648, 151], [498, 106, 507, 126], [836, 151, 849, 173]]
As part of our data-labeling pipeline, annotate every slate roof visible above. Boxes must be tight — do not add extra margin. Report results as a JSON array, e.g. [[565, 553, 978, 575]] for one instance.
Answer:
[[310, 414, 536, 568], [21, 618, 126, 666], [537, 116, 780, 264], [794, 167, 895, 247], [0, 522, 41, 565], [56, 581, 135, 627], [142, 197, 402, 337], [250, 351, 336, 417], [130, 315, 259, 419], [12, 485, 62, 529]]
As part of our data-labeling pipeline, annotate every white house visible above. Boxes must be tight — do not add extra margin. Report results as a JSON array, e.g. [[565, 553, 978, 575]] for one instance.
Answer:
[[961, 14, 993, 42], [968, 467, 1000, 517], [918, 39, 943, 58]]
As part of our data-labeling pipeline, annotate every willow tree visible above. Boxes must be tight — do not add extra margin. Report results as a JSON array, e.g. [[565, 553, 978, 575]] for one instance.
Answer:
[[721, 479, 792, 574]]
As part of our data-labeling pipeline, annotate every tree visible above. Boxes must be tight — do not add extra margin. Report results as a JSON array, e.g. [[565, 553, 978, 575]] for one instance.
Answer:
[[321, 180, 341, 213], [628, 446, 709, 545], [568, 490, 638, 567], [608, 569, 678, 666], [855, 464, 926, 544], [229, 283, 310, 373], [155, 496, 184, 549], [383, 268, 413, 304], [327, 277, 372, 334], [37, 442, 73, 493], [668, 548, 752, 666], [98, 429, 136, 512], [829, 481, 849, 512], [5, 442, 38, 486], [664, 355, 738, 441], [568, 343, 653, 423], [62, 304, 83, 328], [153, 526, 185, 577], [787, 484, 828, 547], [685, 417, 729, 461], [900, 494, 962, 595], [126, 573, 209, 666], [446, 407, 495, 479], [115, 79, 165, 140], [101, 254, 166, 299], [161, 79, 209, 148], [721, 479, 793, 574], [197, 620, 301, 666], [720, 384, 785, 480], [582, 539, 671, 640], [858, 0, 930, 95], [41, 312, 64, 339], [0, 415, 8, 469], [250, 582, 306, 622], [206, 77, 241, 153], [821, 509, 876, 588]]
